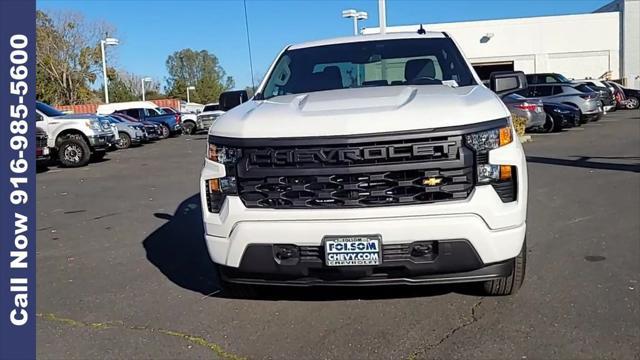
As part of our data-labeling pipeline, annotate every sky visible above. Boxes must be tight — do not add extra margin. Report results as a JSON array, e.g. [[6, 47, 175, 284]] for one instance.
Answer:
[[37, 0, 612, 91]]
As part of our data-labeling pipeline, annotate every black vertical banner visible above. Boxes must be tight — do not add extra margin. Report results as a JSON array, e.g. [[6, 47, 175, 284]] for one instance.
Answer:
[[0, 0, 36, 359]]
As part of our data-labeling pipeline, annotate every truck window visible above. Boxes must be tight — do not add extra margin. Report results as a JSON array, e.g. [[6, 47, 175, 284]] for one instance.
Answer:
[[203, 104, 220, 112], [144, 108, 159, 117], [122, 109, 140, 119], [262, 38, 475, 99]]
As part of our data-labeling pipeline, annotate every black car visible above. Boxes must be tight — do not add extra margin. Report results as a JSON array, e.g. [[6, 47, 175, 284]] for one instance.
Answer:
[[541, 102, 581, 132], [526, 73, 572, 85], [620, 86, 640, 110]]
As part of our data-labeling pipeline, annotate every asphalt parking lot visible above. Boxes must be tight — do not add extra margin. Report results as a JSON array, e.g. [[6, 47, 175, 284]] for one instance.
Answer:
[[36, 110, 640, 359]]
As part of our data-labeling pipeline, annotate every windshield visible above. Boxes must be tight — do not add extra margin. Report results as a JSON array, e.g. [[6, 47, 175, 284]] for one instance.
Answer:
[[555, 74, 570, 82], [261, 38, 476, 99], [203, 104, 220, 112], [106, 116, 122, 123], [36, 102, 65, 117]]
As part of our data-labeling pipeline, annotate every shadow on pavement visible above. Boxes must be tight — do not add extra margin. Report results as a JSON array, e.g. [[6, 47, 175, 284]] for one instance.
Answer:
[[143, 194, 486, 301], [527, 155, 640, 173]]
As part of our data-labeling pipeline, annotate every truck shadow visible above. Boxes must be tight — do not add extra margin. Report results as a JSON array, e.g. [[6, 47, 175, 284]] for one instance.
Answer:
[[142, 194, 485, 301]]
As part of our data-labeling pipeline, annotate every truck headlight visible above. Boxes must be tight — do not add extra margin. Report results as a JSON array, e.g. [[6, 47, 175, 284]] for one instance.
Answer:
[[205, 144, 241, 213], [465, 124, 517, 202], [85, 120, 102, 131], [207, 144, 242, 165], [464, 125, 512, 152]]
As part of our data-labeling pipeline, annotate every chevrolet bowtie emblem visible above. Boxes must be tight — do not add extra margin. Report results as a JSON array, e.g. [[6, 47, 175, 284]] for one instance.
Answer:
[[423, 177, 443, 186]]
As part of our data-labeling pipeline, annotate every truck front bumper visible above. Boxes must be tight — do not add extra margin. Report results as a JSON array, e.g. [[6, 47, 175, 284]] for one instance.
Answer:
[[88, 134, 115, 150], [201, 137, 528, 286]]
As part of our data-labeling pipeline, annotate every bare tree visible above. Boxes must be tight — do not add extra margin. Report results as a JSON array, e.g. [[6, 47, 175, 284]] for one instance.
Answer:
[[36, 10, 117, 104]]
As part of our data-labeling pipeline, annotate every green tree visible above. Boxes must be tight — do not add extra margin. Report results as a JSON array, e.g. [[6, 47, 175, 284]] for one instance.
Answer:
[[36, 10, 116, 104], [165, 49, 234, 104]]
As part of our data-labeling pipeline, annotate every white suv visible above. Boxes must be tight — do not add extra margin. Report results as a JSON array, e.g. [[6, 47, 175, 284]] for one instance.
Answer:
[[200, 32, 528, 296]]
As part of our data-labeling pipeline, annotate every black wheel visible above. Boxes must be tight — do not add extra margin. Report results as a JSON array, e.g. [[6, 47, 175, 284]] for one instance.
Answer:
[[552, 115, 563, 132], [116, 132, 131, 149], [483, 239, 526, 296], [542, 114, 555, 133], [626, 96, 639, 110], [159, 124, 171, 139], [57, 135, 91, 167], [182, 121, 196, 135]]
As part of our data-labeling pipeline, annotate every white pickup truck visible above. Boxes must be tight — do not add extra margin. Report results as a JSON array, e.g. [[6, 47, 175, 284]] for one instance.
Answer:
[[36, 101, 116, 167], [200, 31, 529, 296]]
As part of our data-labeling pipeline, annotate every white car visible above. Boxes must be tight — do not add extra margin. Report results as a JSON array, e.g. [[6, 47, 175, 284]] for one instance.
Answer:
[[200, 31, 528, 296], [36, 101, 116, 167]]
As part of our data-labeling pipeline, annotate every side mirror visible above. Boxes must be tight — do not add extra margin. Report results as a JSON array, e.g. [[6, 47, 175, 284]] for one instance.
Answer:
[[219, 90, 249, 111], [36, 112, 43, 122], [489, 71, 528, 95]]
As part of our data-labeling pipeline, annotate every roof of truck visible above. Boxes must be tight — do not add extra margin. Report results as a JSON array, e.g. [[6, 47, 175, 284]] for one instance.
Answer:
[[288, 31, 447, 50], [96, 101, 158, 114]]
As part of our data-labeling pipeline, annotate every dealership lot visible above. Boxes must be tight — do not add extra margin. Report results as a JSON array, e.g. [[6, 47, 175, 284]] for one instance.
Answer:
[[36, 111, 639, 359]]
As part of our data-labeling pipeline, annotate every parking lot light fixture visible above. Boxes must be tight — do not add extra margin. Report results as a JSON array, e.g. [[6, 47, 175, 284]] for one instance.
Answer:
[[141, 77, 152, 101], [100, 37, 119, 103], [187, 86, 196, 103], [342, 9, 368, 35]]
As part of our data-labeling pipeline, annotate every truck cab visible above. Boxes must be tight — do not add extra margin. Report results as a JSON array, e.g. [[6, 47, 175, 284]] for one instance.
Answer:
[[200, 32, 529, 296], [36, 101, 115, 167]]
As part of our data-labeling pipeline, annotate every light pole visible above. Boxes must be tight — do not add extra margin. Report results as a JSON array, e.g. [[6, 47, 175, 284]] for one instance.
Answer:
[[186, 86, 196, 103], [342, 9, 368, 35], [141, 77, 152, 101], [100, 37, 119, 103]]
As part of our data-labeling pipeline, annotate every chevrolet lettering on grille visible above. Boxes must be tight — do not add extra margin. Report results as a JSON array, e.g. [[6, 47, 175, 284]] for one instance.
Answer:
[[248, 140, 458, 166]]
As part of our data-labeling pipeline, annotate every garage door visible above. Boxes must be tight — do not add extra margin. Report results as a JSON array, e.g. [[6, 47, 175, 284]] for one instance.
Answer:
[[547, 52, 611, 79]]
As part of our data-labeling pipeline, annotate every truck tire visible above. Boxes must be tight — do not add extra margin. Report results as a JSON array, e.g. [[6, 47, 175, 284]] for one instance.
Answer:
[[483, 239, 526, 296], [159, 124, 170, 139], [116, 132, 131, 149], [182, 121, 196, 135], [58, 135, 91, 167]]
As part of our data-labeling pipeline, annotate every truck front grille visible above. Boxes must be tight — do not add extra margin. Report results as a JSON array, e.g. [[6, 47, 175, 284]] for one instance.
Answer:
[[36, 135, 48, 148], [231, 131, 477, 209], [238, 167, 473, 208]]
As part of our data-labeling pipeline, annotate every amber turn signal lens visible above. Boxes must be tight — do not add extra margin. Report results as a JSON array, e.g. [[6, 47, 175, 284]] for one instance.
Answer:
[[207, 144, 218, 161], [208, 178, 220, 192], [499, 165, 512, 181], [499, 127, 513, 147]]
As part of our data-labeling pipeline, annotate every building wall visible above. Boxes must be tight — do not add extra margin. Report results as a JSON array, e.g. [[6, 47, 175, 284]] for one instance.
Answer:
[[622, 0, 640, 88], [363, 12, 621, 80]]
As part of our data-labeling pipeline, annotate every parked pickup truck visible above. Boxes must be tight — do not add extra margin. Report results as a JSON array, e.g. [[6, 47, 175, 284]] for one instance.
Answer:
[[97, 101, 182, 139], [36, 101, 115, 167], [36, 126, 50, 166], [200, 31, 529, 296]]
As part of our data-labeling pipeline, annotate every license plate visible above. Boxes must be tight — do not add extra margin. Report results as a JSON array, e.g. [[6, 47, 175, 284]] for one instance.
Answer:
[[324, 235, 381, 266]]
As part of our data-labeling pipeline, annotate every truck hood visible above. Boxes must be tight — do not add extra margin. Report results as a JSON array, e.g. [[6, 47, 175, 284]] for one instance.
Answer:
[[53, 113, 103, 121], [210, 85, 509, 138]]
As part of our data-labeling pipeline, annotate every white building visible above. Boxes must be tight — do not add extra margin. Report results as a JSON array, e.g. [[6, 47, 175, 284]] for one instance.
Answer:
[[363, 0, 640, 88]]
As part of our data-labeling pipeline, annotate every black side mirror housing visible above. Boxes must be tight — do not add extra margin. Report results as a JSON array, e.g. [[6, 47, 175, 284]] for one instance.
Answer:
[[219, 90, 249, 111], [489, 71, 528, 95]]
